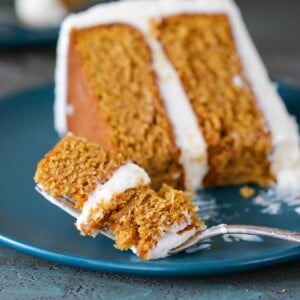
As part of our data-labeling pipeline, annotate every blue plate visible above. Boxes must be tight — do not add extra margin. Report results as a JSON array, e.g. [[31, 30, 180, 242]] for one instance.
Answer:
[[0, 82, 300, 276]]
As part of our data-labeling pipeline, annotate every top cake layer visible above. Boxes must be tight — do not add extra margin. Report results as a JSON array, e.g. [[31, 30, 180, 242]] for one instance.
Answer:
[[54, 0, 300, 190]]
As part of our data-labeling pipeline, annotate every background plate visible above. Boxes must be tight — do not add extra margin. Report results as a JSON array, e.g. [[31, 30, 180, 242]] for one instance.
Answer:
[[0, 82, 300, 276], [0, 4, 58, 48], [0, 24, 58, 48]]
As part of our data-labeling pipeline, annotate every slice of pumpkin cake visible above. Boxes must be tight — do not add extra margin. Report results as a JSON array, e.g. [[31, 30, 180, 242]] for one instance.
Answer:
[[34, 135, 205, 260], [54, 0, 300, 191]]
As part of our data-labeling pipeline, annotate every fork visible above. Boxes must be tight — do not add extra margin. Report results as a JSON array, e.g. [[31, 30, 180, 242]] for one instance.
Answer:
[[169, 224, 300, 254], [38, 188, 300, 256]]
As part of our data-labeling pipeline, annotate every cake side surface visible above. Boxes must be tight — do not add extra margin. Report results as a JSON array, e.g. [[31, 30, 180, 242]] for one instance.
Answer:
[[157, 14, 274, 187], [66, 24, 184, 190], [67, 33, 113, 149]]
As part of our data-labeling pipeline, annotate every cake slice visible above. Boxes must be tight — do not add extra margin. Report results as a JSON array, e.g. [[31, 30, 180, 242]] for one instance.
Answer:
[[34, 135, 205, 260], [54, 0, 300, 191]]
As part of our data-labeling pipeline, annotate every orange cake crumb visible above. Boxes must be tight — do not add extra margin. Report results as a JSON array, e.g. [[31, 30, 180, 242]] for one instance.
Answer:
[[240, 186, 255, 198]]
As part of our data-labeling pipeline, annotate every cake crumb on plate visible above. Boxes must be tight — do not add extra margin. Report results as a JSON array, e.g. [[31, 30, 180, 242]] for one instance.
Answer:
[[240, 186, 255, 198]]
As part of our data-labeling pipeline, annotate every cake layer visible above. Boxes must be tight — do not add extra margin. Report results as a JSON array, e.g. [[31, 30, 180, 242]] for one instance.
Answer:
[[157, 14, 273, 186], [66, 24, 184, 190]]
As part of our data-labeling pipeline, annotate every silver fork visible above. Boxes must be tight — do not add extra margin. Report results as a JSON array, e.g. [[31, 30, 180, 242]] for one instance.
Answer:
[[169, 224, 300, 254], [38, 187, 300, 256]]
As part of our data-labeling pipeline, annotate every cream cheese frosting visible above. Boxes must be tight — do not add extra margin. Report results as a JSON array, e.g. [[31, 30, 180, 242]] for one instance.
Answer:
[[54, 0, 300, 189], [145, 213, 202, 260]]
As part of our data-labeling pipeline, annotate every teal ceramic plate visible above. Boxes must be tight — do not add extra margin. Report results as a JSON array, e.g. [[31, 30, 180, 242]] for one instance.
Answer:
[[0, 82, 300, 276]]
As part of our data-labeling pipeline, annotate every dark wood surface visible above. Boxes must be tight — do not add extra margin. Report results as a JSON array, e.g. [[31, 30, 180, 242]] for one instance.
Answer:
[[0, 1, 299, 298]]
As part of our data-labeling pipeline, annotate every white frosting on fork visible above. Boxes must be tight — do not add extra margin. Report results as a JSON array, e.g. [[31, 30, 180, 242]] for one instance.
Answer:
[[75, 162, 150, 236], [54, 0, 300, 189], [145, 214, 199, 260]]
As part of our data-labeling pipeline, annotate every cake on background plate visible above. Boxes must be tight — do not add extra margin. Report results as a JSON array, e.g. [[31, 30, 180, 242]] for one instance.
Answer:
[[34, 135, 205, 260], [54, 0, 300, 191], [15, 0, 102, 28]]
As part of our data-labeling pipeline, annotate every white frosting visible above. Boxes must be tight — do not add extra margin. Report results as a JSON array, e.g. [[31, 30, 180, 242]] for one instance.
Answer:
[[232, 75, 245, 88], [76, 162, 150, 236], [276, 164, 300, 189], [55, 0, 300, 189], [148, 39, 207, 190], [146, 213, 198, 260], [15, 0, 67, 28]]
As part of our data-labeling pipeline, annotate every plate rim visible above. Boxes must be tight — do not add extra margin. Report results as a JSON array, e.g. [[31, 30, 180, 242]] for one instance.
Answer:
[[1, 81, 300, 276], [1, 231, 300, 276]]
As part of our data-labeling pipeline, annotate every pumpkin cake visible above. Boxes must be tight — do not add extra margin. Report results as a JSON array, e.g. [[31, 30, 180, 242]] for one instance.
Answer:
[[34, 135, 205, 260], [54, 0, 300, 191]]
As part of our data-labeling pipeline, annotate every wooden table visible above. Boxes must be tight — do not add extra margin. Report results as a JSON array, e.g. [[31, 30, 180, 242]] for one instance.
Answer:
[[0, 1, 299, 298]]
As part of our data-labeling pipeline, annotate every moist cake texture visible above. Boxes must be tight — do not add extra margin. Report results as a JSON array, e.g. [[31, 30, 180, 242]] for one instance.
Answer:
[[34, 135, 205, 260], [156, 14, 274, 186], [35, 134, 127, 208], [55, 0, 300, 190], [107, 184, 203, 259]]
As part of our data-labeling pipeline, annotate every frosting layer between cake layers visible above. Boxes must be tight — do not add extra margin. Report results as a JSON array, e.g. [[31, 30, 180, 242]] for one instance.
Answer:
[[55, 0, 300, 189]]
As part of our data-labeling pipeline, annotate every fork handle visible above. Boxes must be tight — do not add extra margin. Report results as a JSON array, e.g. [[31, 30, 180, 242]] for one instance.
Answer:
[[170, 224, 300, 254], [204, 224, 300, 243]]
